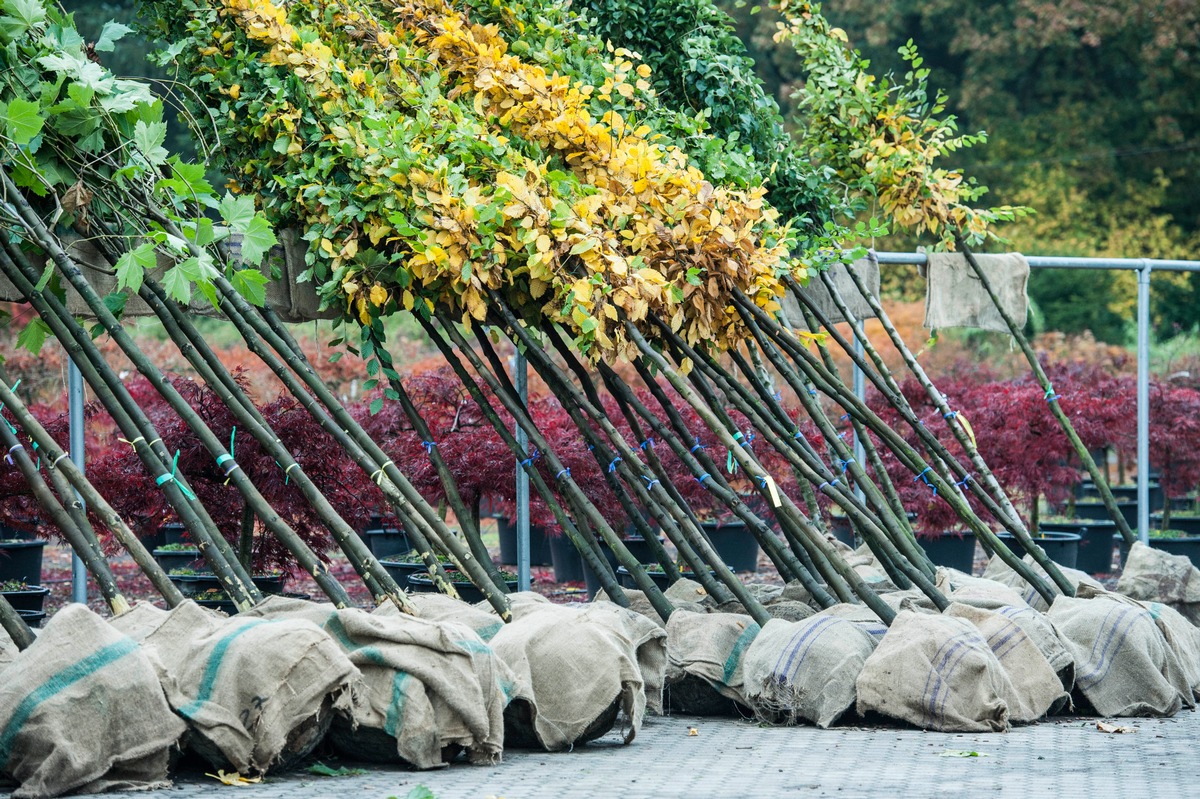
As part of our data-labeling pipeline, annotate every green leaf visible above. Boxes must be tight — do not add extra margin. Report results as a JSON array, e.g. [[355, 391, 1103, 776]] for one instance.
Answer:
[[218, 193, 256, 233], [166, 155, 216, 197], [102, 291, 127, 318], [369, 397, 384, 415], [938, 750, 988, 758], [402, 787, 436, 799], [195, 281, 219, 309], [569, 238, 596, 255], [231, 269, 269, 307], [115, 243, 156, 294], [239, 216, 278, 265], [132, 119, 168, 166], [3, 98, 44, 146], [16, 318, 51, 354], [0, 0, 46, 40], [306, 763, 366, 778], [161, 265, 192, 304], [32, 261, 54, 292], [94, 20, 133, 52]]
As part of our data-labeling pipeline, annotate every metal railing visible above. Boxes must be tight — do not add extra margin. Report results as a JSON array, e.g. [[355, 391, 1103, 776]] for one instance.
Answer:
[[872, 251, 1200, 544]]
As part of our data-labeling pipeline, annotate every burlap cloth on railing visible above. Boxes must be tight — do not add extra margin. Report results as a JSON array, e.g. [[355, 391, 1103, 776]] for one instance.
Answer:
[[922, 251, 1029, 333]]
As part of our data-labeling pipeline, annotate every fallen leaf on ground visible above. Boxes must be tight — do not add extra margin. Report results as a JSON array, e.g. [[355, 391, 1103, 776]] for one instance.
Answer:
[[688, 727, 699, 736], [938, 750, 988, 758], [205, 770, 262, 786], [1097, 722, 1136, 734], [307, 762, 366, 777]]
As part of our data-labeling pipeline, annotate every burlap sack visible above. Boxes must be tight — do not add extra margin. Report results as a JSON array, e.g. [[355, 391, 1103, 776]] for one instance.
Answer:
[[711, 583, 814, 620], [1047, 594, 1194, 717], [856, 610, 1015, 732], [1073, 584, 1200, 700], [935, 567, 1031, 610], [744, 615, 877, 728], [764, 599, 817, 622], [944, 603, 1069, 722], [137, 600, 358, 774], [489, 603, 665, 750], [376, 593, 504, 641], [664, 610, 759, 712], [0, 630, 16, 668], [567, 602, 668, 714], [244, 596, 511, 767], [1116, 542, 1200, 626], [991, 604, 1075, 687], [781, 257, 881, 329], [922, 251, 1029, 333], [0, 604, 185, 799], [880, 589, 939, 613], [983, 554, 1103, 612], [109, 601, 172, 642], [593, 587, 704, 626], [814, 603, 890, 643]]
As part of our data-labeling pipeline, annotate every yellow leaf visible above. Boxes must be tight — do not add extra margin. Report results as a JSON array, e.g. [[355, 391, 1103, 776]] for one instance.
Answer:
[[369, 284, 388, 307], [206, 770, 262, 786], [402, 290, 414, 311], [636, 64, 652, 78]]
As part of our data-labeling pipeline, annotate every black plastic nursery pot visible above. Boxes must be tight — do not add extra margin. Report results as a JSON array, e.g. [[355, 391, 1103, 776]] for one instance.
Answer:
[[1040, 519, 1116, 574], [995, 531, 1080, 570], [1, 584, 49, 612], [548, 533, 585, 583], [406, 571, 516, 604], [1118, 534, 1200, 570], [1150, 513, 1200, 537], [17, 609, 45, 628], [160, 522, 189, 547], [827, 516, 855, 548], [615, 565, 714, 592], [0, 539, 45, 585], [170, 573, 223, 598], [918, 531, 977, 574], [380, 558, 432, 591], [365, 526, 411, 560], [251, 574, 287, 595], [1073, 500, 1139, 527], [496, 518, 552, 566], [604, 535, 663, 566], [699, 521, 760, 573], [153, 547, 202, 573]]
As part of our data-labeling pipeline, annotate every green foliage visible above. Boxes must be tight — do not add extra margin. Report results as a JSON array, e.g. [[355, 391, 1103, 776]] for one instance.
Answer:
[[576, 0, 833, 227], [0, 0, 275, 323], [16, 318, 51, 354]]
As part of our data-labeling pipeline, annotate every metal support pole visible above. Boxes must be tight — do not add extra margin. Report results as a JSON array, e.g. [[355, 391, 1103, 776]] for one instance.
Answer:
[[68, 357, 87, 603], [852, 334, 866, 503], [513, 349, 531, 591], [1136, 260, 1151, 545]]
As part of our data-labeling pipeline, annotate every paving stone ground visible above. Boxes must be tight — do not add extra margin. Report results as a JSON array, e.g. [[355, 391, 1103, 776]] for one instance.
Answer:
[[27, 710, 1197, 799]]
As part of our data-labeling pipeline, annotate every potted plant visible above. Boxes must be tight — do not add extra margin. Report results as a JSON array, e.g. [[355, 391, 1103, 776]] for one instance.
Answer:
[[0, 535, 46, 586], [1116, 382, 1200, 568], [153, 541, 203, 573], [380, 550, 451, 591], [1, 579, 50, 613], [615, 562, 715, 592], [407, 568, 518, 603]]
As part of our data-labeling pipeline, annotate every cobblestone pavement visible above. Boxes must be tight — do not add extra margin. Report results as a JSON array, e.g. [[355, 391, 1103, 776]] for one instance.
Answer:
[[24, 710, 1196, 799]]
